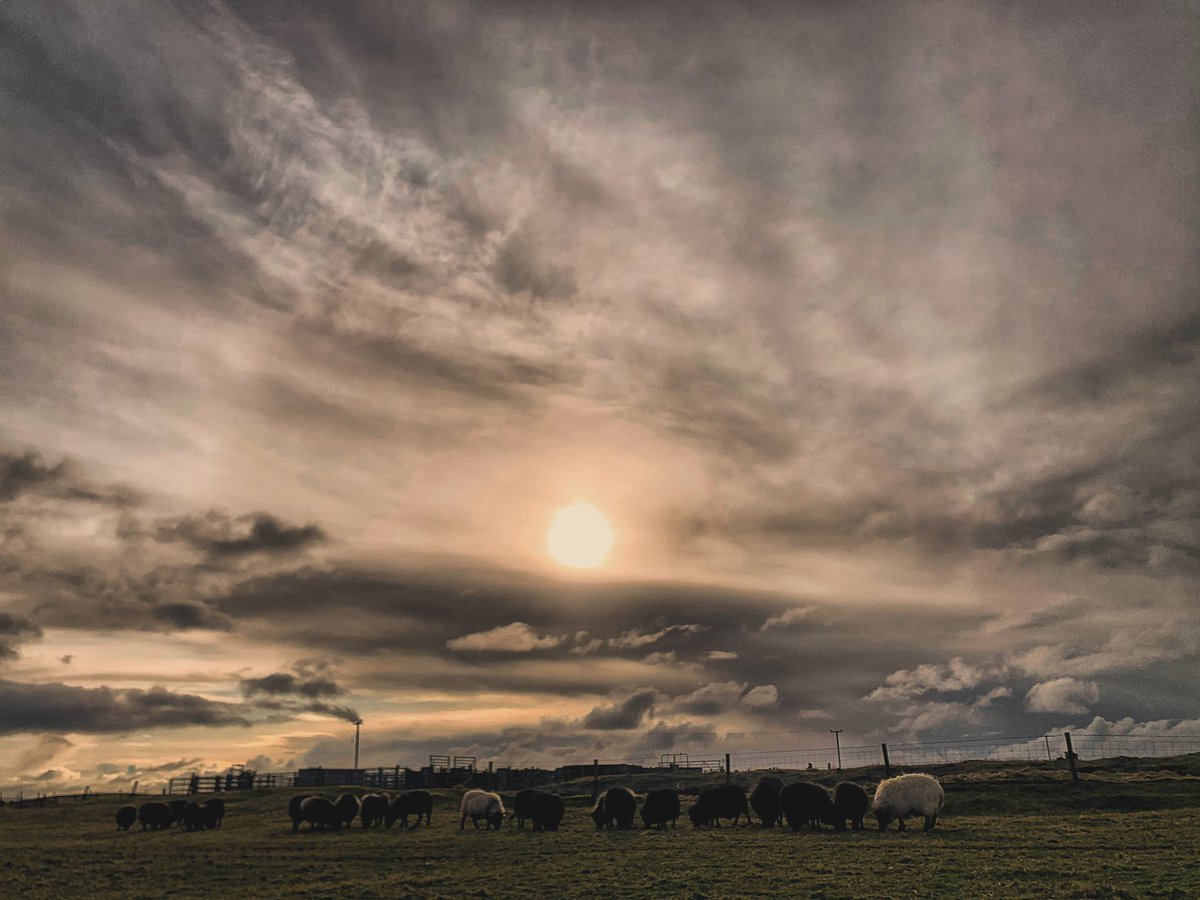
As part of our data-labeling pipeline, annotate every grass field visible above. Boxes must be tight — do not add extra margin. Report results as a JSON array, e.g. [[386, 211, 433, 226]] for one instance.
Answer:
[[3, 768, 1199, 898]]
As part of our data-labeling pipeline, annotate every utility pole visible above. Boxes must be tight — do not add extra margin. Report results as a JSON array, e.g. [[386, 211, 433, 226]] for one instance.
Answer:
[[830, 729, 843, 771], [353, 719, 363, 770]]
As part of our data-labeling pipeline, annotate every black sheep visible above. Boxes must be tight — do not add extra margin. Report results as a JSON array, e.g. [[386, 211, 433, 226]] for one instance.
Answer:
[[299, 796, 342, 831], [640, 789, 681, 830], [386, 790, 433, 829], [182, 801, 218, 831], [206, 797, 225, 828], [288, 794, 310, 832], [508, 787, 537, 830], [591, 787, 637, 829], [138, 801, 173, 831], [529, 792, 566, 832], [833, 781, 870, 831], [115, 805, 137, 831], [360, 793, 388, 828], [166, 799, 189, 827], [332, 793, 360, 829], [512, 789, 538, 829], [688, 784, 750, 828], [749, 776, 784, 827], [780, 782, 837, 831]]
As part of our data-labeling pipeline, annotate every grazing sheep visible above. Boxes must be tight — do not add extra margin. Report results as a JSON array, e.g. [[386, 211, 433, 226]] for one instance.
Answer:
[[206, 797, 225, 828], [591, 787, 637, 830], [360, 793, 388, 828], [780, 782, 837, 831], [512, 788, 538, 829], [115, 805, 137, 831], [299, 796, 342, 831], [166, 798, 189, 827], [138, 801, 173, 831], [182, 801, 218, 831], [833, 781, 870, 831], [288, 795, 310, 832], [749, 776, 784, 827], [460, 789, 505, 830], [688, 784, 750, 828], [386, 790, 433, 829], [872, 773, 944, 832], [332, 793, 361, 829], [640, 789, 681, 830], [529, 792, 566, 832]]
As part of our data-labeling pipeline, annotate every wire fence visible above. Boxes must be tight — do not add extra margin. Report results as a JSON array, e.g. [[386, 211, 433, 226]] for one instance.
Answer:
[[20, 730, 1197, 801]]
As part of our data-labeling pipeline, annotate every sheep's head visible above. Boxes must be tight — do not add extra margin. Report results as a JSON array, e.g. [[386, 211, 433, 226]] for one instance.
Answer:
[[687, 803, 705, 828], [873, 806, 893, 831]]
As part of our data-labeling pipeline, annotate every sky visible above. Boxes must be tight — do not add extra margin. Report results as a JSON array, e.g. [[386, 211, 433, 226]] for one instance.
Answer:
[[1, 1, 1197, 794]]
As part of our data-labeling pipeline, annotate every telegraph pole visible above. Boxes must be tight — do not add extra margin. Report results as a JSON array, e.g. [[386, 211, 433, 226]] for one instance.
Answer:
[[353, 719, 363, 770], [830, 729, 843, 770]]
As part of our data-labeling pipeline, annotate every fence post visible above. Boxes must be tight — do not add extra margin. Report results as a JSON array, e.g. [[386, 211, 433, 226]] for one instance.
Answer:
[[725, 753, 731, 782], [1044, 735, 1052, 763], [488, 761, 494, 790], [1064, 732, 1078, 783], [881, 743, 891, 776]]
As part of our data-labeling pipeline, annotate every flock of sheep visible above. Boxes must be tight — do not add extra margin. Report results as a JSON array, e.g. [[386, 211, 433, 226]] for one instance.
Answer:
[[114, 773, 945, 836], [115, 797, 226, 832]]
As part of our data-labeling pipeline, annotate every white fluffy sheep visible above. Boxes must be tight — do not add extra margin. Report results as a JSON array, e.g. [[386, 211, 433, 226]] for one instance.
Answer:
[[871, 773, 944, 832], [459, 789, 506, 830]]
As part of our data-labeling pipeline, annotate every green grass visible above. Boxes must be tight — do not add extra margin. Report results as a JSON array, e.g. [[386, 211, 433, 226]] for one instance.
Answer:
[[3, 773, 1199, 898]]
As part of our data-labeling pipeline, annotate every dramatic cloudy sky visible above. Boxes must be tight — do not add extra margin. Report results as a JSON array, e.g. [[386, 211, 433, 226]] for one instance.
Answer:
[[1, 1, 1197, 792]]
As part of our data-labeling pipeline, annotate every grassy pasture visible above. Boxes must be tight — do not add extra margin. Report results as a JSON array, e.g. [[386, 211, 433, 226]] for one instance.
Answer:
[[3, 769, 1199, 898]]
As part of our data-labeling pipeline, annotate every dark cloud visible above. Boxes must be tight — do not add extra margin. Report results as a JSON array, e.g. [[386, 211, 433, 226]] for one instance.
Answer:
[[154, 511, 325, 558], [582, 689, 657, 730], [0, 449, 138, 506], [239, 661, 358, 723], [0, 612, 42, 660], [0, 680, 251, 735], [151, 602, 232, 631], [241, 672, 342, 699]]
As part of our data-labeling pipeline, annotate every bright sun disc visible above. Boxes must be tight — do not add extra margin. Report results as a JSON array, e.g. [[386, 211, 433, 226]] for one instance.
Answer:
[[547, 503, 614, 568]]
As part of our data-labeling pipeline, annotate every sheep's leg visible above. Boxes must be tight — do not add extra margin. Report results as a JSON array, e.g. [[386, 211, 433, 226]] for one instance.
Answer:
[[896, 817, 906, 832], [459, 813, 467, 830], [924, 814, 937, 832]]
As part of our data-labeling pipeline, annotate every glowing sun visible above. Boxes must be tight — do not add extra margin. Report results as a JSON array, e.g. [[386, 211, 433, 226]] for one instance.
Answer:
[[546, 503, 614, 568]]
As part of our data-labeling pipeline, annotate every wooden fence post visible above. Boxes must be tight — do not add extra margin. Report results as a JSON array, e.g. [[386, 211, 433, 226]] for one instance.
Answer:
[[592, 759, 599, 801], [1064, 732, 1078, 783], [725, 753, 731, 782], [881, 743, 891, 776]]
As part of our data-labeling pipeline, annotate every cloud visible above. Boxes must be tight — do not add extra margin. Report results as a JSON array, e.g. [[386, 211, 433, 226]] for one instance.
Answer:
[[0, 613, 42, 660], [0, 449, 138, 506], [0, 680, 251, 735], [241, 672, 342, 699], [445, 622, 564, 653], [16, 734, 74, 772], [608, 624, 704, 650], [154, 511, 326, 558], [867, 658, 992, 702], [152, 602, 233, 631], [741, 684, 779, 708], [759, 607, 813, 631], [669, 682, 747, 716], [239, 662, 359, 722], [582, 689, 657, 730], [703, 650, 738, 661], [1025, 678, 1101, 715]]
